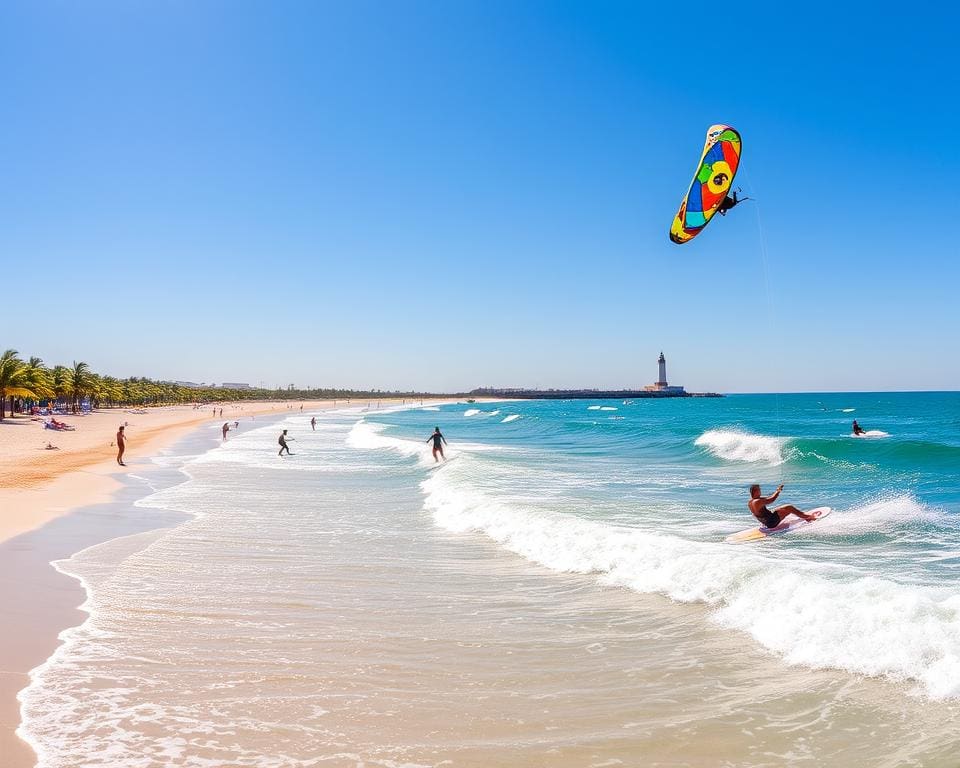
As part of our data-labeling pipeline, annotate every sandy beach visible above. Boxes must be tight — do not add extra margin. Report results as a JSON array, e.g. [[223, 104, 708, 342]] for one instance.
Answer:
[[0, 398, 439, 767]]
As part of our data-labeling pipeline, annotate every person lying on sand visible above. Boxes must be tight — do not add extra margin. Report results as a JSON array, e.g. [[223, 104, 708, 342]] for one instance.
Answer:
[[748, 484, 817, 528]]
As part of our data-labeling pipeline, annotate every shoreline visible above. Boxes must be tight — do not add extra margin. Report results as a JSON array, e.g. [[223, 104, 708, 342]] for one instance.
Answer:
[[0, 398, 452, 767]]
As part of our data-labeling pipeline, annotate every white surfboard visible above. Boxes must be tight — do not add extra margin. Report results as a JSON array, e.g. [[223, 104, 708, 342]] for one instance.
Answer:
[[427, 455, 459, 470], [725, 506, 832, 544]]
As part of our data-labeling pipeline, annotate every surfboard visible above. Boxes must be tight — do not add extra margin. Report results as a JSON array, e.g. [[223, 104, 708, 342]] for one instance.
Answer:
[[725, 507, 832, 544], [427, 455, 459, 470]]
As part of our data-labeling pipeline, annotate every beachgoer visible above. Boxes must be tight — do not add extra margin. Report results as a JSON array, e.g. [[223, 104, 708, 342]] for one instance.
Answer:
[[222, 422, 230, 440], [310, 416, 316, 431], [234, 421, 239, 429], [852, 419, 865, 435], [748, 484, 815, 528], [426, 427, 447, 462], [278, 429, 294, 456], [717, 189, 750, 216], [117, 426, 126, 466]]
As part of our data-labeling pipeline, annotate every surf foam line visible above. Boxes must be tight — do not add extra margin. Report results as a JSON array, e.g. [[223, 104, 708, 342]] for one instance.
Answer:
[[695, 429, 785, 465], [421, 471, 960, 699]]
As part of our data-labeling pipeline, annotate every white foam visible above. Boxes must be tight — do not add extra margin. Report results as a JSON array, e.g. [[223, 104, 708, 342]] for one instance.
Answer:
[[852, 430, 890, 438], [501, 415, 521, 423], [695, 429, 785, 465], [587, 405, 602, 410], [421, 471, 960, 699], [346, 421, 421, 457], [815, 495, 938, 536], [599, 406, 618, 411], [421, 406, 440, 411], [842, 408, 856, 412], [463, 409, 481, 417]]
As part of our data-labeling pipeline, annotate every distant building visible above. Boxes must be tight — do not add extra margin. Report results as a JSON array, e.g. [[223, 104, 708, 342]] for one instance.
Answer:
[[222, 382, 252, 390], [643, 352, 686, 395], [173, 381, 203, 389]]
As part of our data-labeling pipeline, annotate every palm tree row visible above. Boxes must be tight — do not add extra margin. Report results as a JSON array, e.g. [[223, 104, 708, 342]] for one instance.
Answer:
[[0, 349, 442, 421]]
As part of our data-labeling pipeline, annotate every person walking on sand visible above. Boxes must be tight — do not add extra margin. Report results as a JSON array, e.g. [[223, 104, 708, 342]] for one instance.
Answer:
[[310, 416, 316, 431], [278, 429, 294, 456], [116, 425, 127, 466], [426, 427, 447, 462], [748, 484, 816, 529], [222, 422, 230, 441]]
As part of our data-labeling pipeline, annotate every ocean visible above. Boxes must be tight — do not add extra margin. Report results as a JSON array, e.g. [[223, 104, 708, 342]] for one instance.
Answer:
[[18, 393, 960, 766]]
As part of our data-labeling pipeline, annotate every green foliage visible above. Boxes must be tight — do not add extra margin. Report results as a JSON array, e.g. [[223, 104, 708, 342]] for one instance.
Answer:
[[0, 349, 447, 417]]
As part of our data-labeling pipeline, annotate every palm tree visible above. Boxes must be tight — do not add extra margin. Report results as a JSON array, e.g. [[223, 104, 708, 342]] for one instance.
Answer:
[[24, 357, 53, 408], [51, 365, 71, 412], [69, 360, 94, 414], [0, 349, 34, 421]]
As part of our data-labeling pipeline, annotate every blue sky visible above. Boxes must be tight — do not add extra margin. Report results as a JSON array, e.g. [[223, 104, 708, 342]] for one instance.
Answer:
[[2, 1, 957, 392]]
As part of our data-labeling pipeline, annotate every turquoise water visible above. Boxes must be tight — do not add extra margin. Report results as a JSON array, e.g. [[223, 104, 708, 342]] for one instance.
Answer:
[[18, 394, 960, 766], [362, 392, 960, 695]]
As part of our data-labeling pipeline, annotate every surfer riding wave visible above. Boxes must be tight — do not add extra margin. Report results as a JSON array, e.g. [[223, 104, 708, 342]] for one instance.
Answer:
[[748, 483, 817, 528]]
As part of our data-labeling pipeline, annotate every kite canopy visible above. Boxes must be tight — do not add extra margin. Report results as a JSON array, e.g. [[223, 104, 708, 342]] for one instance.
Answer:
[[669, 124, 742, 244]]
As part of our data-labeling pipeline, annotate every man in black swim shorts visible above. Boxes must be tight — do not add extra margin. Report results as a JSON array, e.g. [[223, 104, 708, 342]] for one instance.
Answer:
[[748, 484, 816, 528]]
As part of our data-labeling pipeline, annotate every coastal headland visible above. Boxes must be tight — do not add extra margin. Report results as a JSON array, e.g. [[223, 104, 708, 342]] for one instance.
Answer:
[[469, 388, 723, 399]]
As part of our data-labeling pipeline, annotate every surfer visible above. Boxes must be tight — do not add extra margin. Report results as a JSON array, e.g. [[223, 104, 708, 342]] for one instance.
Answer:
[[748, 484, 816, 528], [718, 188, 750, 216], [222, 422, 230, 440], [426, 427, 447, 462], [852, 419, 865, 435], [278, 429, 294, 456], [310, 416, 316, 431]]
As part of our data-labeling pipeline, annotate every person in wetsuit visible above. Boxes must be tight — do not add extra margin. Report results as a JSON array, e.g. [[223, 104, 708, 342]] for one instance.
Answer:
[[426, 427, 447, 462], [278, 429, 294, 456], [748, 484, 816, 529], [717, 189, 750, 216], [852, 419, 865, 435]]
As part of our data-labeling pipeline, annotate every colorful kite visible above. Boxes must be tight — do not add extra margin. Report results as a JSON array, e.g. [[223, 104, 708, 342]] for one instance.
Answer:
[[669, 125, 742, 244]]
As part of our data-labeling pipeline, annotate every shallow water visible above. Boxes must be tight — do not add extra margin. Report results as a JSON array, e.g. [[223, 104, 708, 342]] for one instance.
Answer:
[[18, 394, 960, 766]]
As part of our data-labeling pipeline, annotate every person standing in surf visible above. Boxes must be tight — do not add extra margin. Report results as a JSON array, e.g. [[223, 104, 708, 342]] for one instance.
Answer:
[[426, 427, 447, 462], [278, 429, 294, 456], [116, 425, 127, 466], [748, 484, 816, 528]]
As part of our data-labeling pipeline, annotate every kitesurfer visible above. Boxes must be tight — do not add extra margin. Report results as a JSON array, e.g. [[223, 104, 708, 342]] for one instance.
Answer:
[[748, 484, 816, 528], [426, 427, 447, 462], [852, 420, 865, 435], [718, 189, 750, 216]]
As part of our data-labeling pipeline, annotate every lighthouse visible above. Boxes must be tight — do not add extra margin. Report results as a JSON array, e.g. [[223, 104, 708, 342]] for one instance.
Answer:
[[657, 352, 668, 387], [644, 351, 686, 394]]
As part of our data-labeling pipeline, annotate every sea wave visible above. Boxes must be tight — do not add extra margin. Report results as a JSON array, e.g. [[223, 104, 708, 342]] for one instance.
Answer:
[[421, 470, 960, 699], [695, 429, 785, 465], [346, 421, 422, 457]]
